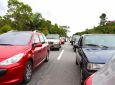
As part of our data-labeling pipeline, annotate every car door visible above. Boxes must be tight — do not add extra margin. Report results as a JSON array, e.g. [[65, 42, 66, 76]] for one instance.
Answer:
[[76, 37, 83, 65], [33, 34, 42, 66], [38, 33, 48, 60]]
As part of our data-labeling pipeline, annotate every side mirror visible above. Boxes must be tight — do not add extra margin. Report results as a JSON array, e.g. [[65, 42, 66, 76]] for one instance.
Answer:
[[74, 42, 81, 48], [34, 43, 42, 47]]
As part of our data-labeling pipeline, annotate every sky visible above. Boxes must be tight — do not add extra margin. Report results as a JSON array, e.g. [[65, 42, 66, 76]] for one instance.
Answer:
[[0, 0, 115, 36]]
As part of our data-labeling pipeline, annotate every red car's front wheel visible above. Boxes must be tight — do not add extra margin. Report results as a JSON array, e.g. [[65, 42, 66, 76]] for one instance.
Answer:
[[23, 61, 33, 84]]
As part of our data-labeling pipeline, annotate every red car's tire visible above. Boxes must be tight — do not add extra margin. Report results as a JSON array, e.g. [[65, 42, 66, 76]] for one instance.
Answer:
[[23, 61, 33, 84]]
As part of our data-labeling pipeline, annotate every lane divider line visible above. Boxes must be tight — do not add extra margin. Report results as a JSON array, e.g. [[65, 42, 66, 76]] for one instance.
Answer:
[[57, 49, 64, 60]]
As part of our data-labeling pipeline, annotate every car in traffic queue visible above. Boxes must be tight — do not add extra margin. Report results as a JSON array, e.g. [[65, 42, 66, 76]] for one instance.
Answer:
[[0, 31, 50, 85], [60, 37, 66, 44], [72, 35, 80, 52], [46, 34, 61, 50], [75, 34, 115, 84], [84, 54, 115, 85], [70, 34, 79, 45]]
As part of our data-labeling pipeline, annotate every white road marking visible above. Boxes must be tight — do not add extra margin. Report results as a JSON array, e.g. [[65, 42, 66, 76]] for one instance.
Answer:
[[57, 49, 64, 60]]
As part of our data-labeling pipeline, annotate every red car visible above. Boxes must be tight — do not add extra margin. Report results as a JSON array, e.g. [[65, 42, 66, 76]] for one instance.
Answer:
[[0, 31, 50, 85], [84, 54, 115, 85], [60, 38, 65, 44]]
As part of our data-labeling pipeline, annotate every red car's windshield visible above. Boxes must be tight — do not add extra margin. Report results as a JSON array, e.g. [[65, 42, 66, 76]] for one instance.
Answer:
[[0, 32, 32, 45]]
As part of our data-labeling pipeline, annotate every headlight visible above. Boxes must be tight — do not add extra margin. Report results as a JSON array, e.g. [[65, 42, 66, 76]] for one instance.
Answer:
[[0, 53, 24, 65], [87, 63, 104, 70]]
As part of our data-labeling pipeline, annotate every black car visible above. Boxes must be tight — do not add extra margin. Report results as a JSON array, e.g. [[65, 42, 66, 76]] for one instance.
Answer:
[[73, 35, 80, 52], [75, 34, 115, 84], [70, 35, 79, 45]]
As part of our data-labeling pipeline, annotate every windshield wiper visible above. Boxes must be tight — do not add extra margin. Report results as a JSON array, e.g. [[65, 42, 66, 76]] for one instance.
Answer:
[[85, 44, 109, 48], [0, 44, 14, 46]]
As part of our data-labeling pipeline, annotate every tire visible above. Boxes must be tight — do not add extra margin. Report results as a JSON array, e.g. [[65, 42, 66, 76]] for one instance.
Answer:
[[75, 57, 78, 65], [23, 61, 33, 84], [45, 52, 49, 62], [73, 47, 76, 52]]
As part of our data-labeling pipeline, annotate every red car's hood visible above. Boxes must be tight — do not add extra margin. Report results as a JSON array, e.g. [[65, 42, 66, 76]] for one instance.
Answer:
[[0, 46, 29, 61]]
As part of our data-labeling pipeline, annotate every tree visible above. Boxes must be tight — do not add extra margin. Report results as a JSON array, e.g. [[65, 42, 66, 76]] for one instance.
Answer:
[[99, 13, 107, 26], [0, 0, 68, 36], [0, 25, 12, 34], [7, 0, 32, 30], [30, 13, 42, 31]]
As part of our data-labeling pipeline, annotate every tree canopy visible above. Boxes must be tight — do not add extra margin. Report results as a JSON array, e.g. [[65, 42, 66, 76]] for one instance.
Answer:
[[0, 0, 67, 37], [75, 13, 115, 35]]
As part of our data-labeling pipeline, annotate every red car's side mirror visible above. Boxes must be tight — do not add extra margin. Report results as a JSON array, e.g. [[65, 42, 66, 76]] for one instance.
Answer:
[[35, 43, 42, 47]]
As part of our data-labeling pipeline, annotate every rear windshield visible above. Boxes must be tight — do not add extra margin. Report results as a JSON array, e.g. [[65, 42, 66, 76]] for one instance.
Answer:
[[0, 32, 32, 45], [46, 34, 59, 39]]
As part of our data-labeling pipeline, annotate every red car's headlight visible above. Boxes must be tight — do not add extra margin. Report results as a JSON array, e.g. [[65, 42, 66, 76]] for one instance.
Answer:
[[0, 53, 24, 65]]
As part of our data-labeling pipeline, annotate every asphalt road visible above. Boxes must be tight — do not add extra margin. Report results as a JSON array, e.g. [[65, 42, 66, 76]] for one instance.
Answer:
[[20, 42, 81, 85]]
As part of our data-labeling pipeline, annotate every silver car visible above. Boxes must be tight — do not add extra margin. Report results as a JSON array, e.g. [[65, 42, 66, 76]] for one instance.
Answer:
[[46, 34, 61, 50]]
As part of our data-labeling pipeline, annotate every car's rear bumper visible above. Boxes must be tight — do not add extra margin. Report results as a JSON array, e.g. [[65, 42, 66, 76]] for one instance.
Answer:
[[49, 44, 60, 49], [0, 64, 25, 85]]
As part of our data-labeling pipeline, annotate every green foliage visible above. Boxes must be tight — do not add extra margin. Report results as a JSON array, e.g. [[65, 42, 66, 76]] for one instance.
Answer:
[[75, 22, 115, 35], [7, 0, 32, 30], [0, 0, 67, 36], [99, 13, 107, 26], [0, 25, 12, 34]]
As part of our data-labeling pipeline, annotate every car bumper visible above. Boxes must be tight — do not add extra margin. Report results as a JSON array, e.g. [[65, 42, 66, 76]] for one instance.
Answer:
[[49, 44, 60, 49], [0, 63, 25, 85]]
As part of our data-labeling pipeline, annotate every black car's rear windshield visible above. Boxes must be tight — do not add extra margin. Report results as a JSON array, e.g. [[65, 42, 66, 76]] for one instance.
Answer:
[[0, 32, 32, 45], [83, 35, 115, 47]]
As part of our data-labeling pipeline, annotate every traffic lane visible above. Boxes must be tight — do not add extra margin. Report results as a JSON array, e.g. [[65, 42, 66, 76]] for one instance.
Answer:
[[20, 43, 80, 85]]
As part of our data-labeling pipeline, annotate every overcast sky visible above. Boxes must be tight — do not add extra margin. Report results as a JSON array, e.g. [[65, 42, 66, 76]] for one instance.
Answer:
[[0, 0, 115, 36]]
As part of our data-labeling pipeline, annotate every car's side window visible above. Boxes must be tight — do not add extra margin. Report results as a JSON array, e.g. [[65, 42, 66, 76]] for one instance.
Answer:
[[39, 34, 45, 43], [78, 37, 82, 46], [34, 34, 40, 43], [42, 34, 48, 43]]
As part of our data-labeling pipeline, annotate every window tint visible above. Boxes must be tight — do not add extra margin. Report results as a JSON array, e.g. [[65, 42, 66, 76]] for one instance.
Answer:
[[34, 34, 40, 43], [39, 34, 45, 43], [42, 34, 48, 42], [0, 32, 32, 45], [46, 34, 59, 39]]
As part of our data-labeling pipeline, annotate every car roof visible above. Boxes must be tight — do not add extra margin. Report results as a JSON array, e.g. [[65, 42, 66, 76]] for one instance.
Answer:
[[7, 30, 42, 34], [82, 34, 115, 37]]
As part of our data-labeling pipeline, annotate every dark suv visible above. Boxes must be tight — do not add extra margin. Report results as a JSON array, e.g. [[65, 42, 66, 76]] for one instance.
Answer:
[[75, 34, 115, 84]]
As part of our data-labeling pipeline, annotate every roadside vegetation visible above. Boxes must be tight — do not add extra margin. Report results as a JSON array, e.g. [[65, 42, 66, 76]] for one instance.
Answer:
[[75, 13, 115, 35], [0, 0, 67, 36]]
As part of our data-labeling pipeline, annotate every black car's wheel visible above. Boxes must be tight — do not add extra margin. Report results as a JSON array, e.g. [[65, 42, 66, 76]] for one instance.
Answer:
[[75, 56, 79, 65], [73, 47, 76, 52], [45, 52, 49, 62], [80, 69, 85, 85], [23, 61, 33, 84]]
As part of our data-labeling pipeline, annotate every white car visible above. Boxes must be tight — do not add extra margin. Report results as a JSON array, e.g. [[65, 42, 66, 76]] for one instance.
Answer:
[[46, 34, 61, 50]]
